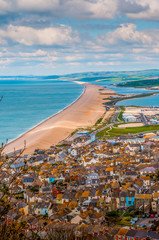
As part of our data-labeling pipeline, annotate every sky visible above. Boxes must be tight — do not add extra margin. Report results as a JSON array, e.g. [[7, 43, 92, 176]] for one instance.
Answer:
[[0, 0, 159, 75]]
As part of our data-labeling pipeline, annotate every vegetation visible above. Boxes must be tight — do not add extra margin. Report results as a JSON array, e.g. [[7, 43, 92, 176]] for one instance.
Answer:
[[118, 106, 125, 121], [0, 144, 33, 240], [96, 124, 159, 138], [117, 78, 159, 88], [95, 117, 103, 125], [105, 210, 121, 225]]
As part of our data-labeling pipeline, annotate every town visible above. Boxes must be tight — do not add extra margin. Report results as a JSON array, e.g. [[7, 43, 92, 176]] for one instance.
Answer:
[[2, 108, 159, 239]]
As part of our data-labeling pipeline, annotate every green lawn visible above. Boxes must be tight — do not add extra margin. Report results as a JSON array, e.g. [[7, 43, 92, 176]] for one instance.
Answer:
[[96, 124, 159, 138], [118, 106, 125, 122]]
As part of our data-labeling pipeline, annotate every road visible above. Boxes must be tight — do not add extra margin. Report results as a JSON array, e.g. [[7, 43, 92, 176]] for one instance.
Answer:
[[111, 106, 120, 123], [92, 106, 122, 135], [140, 113, 149, 126], [92, 123, 113, 135]]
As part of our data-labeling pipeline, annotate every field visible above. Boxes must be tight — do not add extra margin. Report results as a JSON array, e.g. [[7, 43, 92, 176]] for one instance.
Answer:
[[96, 124, 159, 138]]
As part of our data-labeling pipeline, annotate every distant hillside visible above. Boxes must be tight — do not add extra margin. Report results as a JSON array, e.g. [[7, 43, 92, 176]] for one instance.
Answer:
[[60, 69, 159, 82], [116, 79, 159, 88]]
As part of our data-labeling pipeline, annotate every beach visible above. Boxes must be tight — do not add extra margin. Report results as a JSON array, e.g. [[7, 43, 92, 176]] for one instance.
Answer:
[[3, 82, 115, 155]]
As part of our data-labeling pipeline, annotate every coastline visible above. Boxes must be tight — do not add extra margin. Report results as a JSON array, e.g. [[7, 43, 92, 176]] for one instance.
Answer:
[[3, 82, 115, 155], [116, 92, 159, 107], [105, 92, 159, 106], [7, 82, 85, 145]]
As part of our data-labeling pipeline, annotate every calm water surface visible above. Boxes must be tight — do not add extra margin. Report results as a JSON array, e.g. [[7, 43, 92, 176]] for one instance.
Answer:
[[0, 80, 83, 144]]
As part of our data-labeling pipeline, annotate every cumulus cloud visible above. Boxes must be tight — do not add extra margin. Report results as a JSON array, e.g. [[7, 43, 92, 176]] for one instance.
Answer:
[[0, 25, 79, 46], [0, 0, 157, 21], [125, 0, 159, 20], [118, 0, 149, 14], [98, 24, 152, 46], [0, 0, 118, 20]]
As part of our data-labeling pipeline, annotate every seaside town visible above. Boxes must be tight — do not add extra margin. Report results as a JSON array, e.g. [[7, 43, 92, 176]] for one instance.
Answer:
[[1, 104, 159, 239], [1, 0, 159, 239]]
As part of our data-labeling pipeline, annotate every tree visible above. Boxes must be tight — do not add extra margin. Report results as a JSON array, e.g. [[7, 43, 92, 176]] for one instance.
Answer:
[[0, 143, 30, 239]]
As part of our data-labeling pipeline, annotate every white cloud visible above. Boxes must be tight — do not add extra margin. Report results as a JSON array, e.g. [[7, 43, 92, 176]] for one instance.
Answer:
[[65, 55, 83, 61], [88, 61, 120, 66], [89, 0, 117, 19], [127, 0, 159, 20], [66, 62, 81, 66], [0, 0, 158, 22], [0, 0, 118, 20], [0, 25, 79, 46], [132, 48, 146, 53], [98, 24, 152, 46], [0, 58, 12, 65], [16, 0, 59, 12], [0, 0, 11, 14], [19, 49, 47, 57]]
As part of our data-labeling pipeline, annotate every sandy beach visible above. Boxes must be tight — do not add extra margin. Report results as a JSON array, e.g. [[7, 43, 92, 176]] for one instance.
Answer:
[[3, 82, 115, 155]]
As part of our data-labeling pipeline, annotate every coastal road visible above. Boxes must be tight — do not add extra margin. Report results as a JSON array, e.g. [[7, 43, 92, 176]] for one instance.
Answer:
[[111, 106, 120, 123], [92, 123, 113, 135], [92, 106, 122, 135]]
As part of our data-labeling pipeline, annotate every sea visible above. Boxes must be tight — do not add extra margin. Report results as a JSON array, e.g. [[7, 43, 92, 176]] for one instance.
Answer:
[[94, 80, 159, 107], [0, 76, 159, 145], [0, 79, 84, 144]]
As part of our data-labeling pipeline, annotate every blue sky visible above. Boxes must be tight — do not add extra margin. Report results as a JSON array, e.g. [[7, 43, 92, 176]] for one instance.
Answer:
[[0, 0, 159, 75]]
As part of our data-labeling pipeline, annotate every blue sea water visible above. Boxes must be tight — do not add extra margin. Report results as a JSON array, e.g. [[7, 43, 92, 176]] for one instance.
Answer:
[[93, 80, 159, 107], [0, 79, 84, 144]]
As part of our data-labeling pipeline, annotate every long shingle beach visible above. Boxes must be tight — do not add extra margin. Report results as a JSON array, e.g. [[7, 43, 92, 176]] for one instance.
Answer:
[[3, 82, 115, 155]]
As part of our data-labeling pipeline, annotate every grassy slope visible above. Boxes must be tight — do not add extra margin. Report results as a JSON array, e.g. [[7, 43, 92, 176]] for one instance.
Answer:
[[96, 125, 159, 138]]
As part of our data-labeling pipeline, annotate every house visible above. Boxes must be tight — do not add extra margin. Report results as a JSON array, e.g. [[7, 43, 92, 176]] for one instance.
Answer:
[[23, 177, 34, 187], [115, 228, 129, 240], [25, 190, 35, 203], [126, 144, 141, 152], [86, 173, 99, 185], [106, 167, 114, 176], [17, 202, 28, 215], [10, 162, 26, 170], [152, 192, 159, 214], [44, 175, 55, 183], [119, 190, 135, 208], [140, 167, 156, 175], [135, 194, 152, 214], [141, 176, 151, 187], [71, 215, 83, 224], [34, 202, 52, 216]]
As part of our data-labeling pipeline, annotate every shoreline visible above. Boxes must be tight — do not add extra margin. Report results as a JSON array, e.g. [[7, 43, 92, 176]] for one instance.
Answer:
[[105, 92, 159, 106], [116, 92, 159, 107], [3, 82, 115, 155], [7, 82, 86, 145]]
